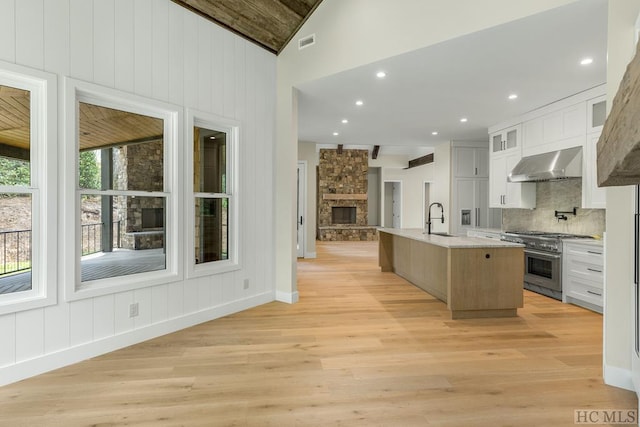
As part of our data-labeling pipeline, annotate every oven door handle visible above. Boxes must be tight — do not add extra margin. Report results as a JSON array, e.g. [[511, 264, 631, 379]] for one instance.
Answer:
[[525, 249, 562, 259]]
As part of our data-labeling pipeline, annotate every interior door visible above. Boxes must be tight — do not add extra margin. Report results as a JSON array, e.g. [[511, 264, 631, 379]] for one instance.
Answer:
[[296, 162, 306, 258]]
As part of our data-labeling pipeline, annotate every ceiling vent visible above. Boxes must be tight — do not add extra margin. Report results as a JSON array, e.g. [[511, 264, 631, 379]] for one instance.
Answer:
[[298, 34, 316, 50]]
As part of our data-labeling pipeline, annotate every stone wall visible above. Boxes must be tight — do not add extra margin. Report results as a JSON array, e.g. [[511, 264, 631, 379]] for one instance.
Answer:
[[114, 140, 165, 250], [317, 148, 377, 241], [502, 179, 605, 236]]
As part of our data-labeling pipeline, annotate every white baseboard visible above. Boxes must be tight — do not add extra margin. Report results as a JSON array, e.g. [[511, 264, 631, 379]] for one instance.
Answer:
[[0, 292, 274, 387], [304, 252, 317, 259], [604, 363, 635, 392], [276, 290, 299, 304]]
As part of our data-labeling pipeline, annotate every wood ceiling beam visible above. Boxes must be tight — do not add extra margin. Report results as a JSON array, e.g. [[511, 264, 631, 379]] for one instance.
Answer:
[[170, 0, 323, 55], [372, 145, 380, 160], [407, 153, 434, 169], [597, 42, 640, 186]]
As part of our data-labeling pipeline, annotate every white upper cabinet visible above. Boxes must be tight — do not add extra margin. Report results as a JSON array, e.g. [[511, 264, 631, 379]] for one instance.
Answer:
[[488, 84, 606, 211], [583, 130, 606, 209], [522, 102, 586, 157], [587, 95, 606, 134], [489, 149, 535, 209], [453, 146, 489, 178], [491, 124, 520, 154]]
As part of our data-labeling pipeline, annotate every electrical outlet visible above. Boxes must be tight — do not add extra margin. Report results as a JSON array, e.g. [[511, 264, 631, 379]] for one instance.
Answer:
[[243, 279, 250, 289], [129, 302, 139, 318]]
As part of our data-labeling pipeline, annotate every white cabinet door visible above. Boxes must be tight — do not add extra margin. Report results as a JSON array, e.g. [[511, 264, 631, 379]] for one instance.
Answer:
[[522, 102, 586, 156], [476, 148, 489, 178], [489, 151, 535, 209], [476, 179, 489, 228], [454, 147, 489, 178], [587, 96, 606, 134], [583, 131, 606, 209], [490, 125, 520, 154], [489, 154, 507, 208], [454, 147, 476, 178]]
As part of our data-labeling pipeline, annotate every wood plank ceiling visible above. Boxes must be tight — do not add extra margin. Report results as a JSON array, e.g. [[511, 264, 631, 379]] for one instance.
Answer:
[[0, 1, 321, 159], [171, 0, 323, 54]]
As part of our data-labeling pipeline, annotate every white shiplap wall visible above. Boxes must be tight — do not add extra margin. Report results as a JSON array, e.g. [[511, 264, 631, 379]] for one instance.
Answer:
[[0, 0, 276, 385]]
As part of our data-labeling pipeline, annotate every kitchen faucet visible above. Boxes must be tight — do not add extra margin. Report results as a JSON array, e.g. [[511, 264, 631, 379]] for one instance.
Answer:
[[425, 202, 445, 234]]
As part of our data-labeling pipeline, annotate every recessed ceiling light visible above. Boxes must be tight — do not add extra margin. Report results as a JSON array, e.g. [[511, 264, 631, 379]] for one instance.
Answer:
[[376, 71, 387, 78], [333, 132, 339, 136], [580, 57, 593, 66], [508, 94, 518, 100], [460, 118, 468, 123], [341, 119, 348, 124], [355, 100, 364, 106], [431, 131, 438, 136]]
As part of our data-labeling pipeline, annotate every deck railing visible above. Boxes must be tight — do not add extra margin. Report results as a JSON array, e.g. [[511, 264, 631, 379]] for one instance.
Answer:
[[0, 229, 31, 275], [81, 221, 122, 255], [0, 221, 122, 276]]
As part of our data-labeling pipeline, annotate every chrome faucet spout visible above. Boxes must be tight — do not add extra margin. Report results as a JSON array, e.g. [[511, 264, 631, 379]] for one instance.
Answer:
[[426, 202, 445, 234]]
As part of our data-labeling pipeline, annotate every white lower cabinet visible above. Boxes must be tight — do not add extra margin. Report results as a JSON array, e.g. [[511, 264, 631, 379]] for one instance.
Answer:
[[562, 241, 604, 313]]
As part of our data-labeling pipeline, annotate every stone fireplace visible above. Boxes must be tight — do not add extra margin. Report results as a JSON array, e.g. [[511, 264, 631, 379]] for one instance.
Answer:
[[317, 148, 377, 241], [332, 206, 356, 225], [115, 140, 165, 250]]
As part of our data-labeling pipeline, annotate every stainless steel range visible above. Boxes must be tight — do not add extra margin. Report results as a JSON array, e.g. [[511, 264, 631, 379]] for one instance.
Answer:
[[501, 231, 594, 300]]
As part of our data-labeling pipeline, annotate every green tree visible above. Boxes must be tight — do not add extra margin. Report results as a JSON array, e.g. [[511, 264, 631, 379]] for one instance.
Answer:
[[79, 151, 100, 189], [0, 157, 30, 186]]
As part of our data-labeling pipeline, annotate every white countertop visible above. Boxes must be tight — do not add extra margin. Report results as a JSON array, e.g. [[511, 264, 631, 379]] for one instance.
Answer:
[[466, 227, 503, 234], [378, 228, 524, 249]]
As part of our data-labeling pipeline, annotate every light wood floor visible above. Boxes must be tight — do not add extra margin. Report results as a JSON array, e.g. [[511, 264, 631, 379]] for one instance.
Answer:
[[0, 241, 636, 426]]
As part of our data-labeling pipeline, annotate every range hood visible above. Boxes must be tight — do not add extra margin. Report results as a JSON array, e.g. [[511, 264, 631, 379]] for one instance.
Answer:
[[508, 146, 582, 182]]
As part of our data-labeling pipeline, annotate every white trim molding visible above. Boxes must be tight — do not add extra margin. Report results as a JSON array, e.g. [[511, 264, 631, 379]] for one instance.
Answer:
[[0, 292, 274, 387], [276, 290, 299, 304], [604, 363, 634, 392]]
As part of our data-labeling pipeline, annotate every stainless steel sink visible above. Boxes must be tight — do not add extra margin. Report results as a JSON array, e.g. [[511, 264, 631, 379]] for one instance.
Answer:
[[429, 232, 455, 237]]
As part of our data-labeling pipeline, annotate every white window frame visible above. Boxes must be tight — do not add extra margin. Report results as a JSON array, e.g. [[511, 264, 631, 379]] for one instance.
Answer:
[[63, 78, 183, 301], [185, 109, 240, 278], [0, 61, 57, 315]]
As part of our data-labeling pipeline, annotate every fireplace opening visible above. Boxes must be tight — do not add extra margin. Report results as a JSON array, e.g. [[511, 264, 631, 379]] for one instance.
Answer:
[[142, 208, 164, 230], [332, 206, 356, 225]]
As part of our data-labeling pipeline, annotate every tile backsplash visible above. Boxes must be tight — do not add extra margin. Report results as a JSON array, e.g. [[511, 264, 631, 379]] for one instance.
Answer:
[[502, 179, 605, 237]]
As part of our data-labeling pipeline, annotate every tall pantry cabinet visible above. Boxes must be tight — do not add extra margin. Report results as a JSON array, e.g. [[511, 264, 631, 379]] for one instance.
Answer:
[[451, 143, 492, 236]]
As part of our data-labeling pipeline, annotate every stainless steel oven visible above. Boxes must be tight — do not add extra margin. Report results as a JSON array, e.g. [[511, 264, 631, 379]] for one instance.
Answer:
[[502, 231, 593, 301], [524, 248, 561, 293]]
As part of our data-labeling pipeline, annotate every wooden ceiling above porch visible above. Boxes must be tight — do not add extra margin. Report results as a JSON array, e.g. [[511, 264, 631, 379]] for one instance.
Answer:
[[171, 0, 323, 54]]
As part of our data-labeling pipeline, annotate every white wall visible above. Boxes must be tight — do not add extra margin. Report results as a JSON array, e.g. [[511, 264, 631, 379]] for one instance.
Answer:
[[0, 0, 276, 385], [382, 164, 434, 229], [603, 0, 640, 392], [276, 0, 578, 296]]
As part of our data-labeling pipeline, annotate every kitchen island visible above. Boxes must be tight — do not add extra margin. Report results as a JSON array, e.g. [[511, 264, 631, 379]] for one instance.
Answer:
[[378, 228, 525, 319]]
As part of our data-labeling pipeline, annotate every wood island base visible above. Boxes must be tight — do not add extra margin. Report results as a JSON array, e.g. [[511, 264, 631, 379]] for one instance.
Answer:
[[378, 229, 524, 319]]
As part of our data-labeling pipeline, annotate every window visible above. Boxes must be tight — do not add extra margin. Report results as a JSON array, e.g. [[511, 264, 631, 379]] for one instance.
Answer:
[[0, 62, 57, 314], [64, 79, 181, 299], [187, 110, 239, 277]]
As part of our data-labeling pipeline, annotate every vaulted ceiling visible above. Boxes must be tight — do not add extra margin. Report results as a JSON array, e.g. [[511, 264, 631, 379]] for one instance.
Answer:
[[1, 0, 323, 160], [171, 0, 323, 54]]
